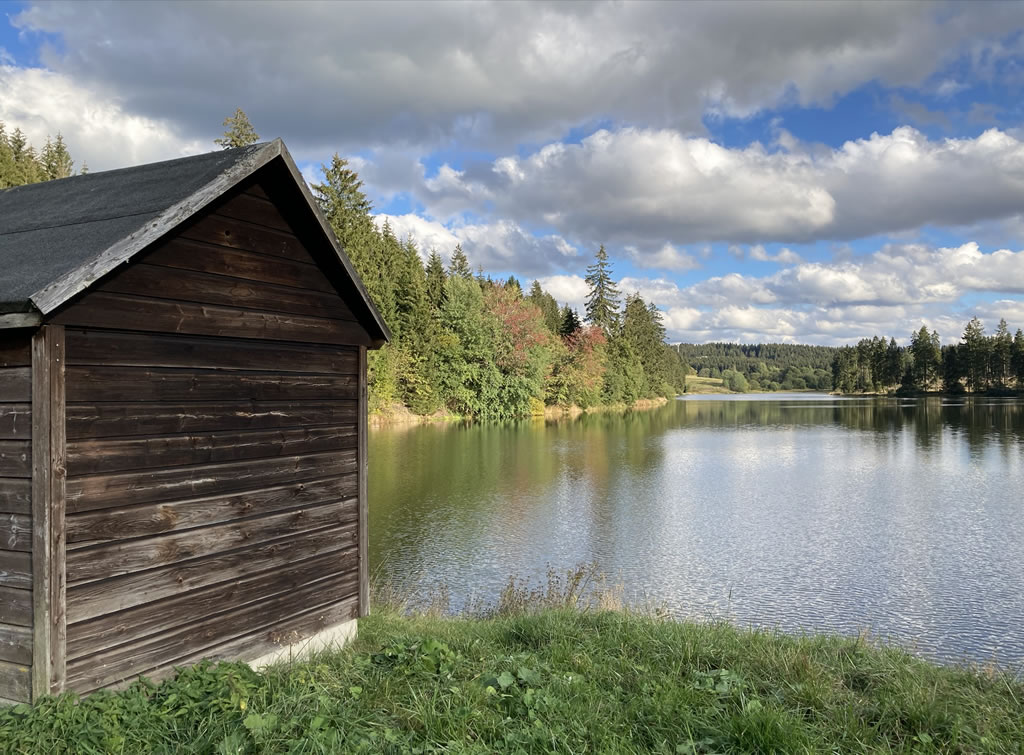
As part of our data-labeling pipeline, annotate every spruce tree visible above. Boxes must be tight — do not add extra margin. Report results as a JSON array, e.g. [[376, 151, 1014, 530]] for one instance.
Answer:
[[1012, 329, 1024, 388], [41, 133, 73, 180], [424, 249, 447, 311], [990, 318, 1012, 388], [448, 245, 472, 279], [559, 306, 581, 337], [215, 108, 260, 149], [584, 245, 620, 333], [962, 317, 989, 392], [312, 154, 377, 271]]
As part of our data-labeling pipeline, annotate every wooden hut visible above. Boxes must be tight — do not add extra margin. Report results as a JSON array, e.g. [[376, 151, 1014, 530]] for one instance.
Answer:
[[0, 140, 390, 704]]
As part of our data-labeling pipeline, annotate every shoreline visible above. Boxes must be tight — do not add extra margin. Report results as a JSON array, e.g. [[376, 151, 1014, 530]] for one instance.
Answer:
[[369, 396, 671, 428]]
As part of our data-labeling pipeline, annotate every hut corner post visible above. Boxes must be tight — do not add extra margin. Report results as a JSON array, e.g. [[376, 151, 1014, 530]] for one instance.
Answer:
[[358, 345, 369, 618], [31, 325, 66, 700]]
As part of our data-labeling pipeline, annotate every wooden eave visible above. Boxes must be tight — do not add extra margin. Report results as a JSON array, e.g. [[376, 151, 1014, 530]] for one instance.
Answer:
[[4, 140, 391, 346]]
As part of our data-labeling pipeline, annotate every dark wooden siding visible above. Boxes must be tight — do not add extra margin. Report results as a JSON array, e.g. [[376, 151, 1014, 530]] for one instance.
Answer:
[[53, 186, 365, 694], [0, 336, 32, 703]]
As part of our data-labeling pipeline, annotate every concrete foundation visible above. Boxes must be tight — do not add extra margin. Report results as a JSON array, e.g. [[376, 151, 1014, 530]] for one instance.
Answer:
[[247, 618, 359, 671]]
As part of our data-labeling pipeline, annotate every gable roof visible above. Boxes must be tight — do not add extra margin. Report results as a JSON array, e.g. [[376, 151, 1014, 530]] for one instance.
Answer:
[[0, 139, 390, 345]]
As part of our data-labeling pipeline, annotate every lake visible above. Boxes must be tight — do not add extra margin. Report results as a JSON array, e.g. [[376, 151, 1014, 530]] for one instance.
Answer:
[[368, 394, 1024, 668]]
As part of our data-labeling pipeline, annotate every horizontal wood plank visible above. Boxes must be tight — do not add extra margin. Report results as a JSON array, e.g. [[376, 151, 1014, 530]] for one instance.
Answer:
[[0, 340, 30, 369], [1, 514, 31, 552], [0, 659, 30, 702], [67, 524, 358, 623], [53, 292, 373, 347], [66, 366, 357, 404], [67, 474, 356, 544], [0, 550, 31, 590], [92, 596, 359, 694], [67, 449, 357, 512], [68, 496, 357, 582], [0, 478, 30, 515], [66, 400, 357, 440], [0, 441, 30, 477], [67, 573, 357, 691], [67, 547, 358, 660], [0, 404, 30, 440], [0, 586, 31, 627], [144, 238, 336, 293], [0, 623, 31, 665], [96, 263, 356, 321], [67, 366, 358, 406], [211, 191, 292, 232], [180, 212, 310, 263], [65, 329, 358, 374], [67, 425, 356, 476], [0, 368, 31, 402]]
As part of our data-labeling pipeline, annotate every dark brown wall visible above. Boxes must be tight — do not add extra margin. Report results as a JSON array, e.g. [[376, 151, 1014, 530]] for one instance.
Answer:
[[0, 335, 32, 703], [51, 185, 366, 693]]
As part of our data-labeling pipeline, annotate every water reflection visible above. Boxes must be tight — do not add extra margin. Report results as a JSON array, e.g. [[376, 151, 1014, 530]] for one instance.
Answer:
[[369, 395, 1024, 667]]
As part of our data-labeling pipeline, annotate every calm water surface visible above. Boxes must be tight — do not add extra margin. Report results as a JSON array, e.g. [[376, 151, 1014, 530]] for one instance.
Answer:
[[369, 395, 1024, 667]]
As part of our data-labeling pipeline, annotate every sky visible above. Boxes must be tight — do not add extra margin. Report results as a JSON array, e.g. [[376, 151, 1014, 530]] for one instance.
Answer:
[[2, 0, 1024, 345]]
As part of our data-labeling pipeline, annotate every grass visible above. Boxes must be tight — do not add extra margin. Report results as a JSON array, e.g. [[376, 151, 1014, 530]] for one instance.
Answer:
[[2, 571, 1022, 754], [684, 375, 734, 394]]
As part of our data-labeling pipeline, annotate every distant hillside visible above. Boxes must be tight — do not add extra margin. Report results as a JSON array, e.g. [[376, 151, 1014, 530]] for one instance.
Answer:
[[674, 342, 838, 391]]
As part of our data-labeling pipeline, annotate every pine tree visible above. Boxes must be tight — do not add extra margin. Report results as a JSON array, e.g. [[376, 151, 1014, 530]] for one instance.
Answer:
[[424, 249, 447, 311], [990, 318, 1012, 388], [0, 123, 15, 188], [312, 154, 377, 272], [448, 245, 472, 279], [559, 306, 581, 337], [1012, 329, 1024, 389], [909, 326, 940, 390], [505, 275, 522, 296], [962, 317, 989, 392], [215, 108, 260, 149], [528, 281, 561, 335], [584, 245, 620, 333], [394, 238, 430, 346], [40, 133, 73, 180], [883, 337, 903, 389]]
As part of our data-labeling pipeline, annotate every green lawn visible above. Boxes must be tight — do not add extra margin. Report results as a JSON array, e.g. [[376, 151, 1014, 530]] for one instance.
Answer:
[[3, 609, 1022, 753], [684, 375, 734, 394]]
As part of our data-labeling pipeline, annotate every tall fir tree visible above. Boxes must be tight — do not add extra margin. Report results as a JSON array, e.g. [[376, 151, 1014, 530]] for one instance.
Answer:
[[1012, 329, 1024, 388], [584, 245, 620, 333], [962, 317, 989, 392], [990, 318, 1013, 388], [214, 108, 260, 148], [40, 134, 73, 180], [312, 154, 378, 272], [559, 306, 581, 337], [448, 244, 472, 279], [424, 249, 448, 311]]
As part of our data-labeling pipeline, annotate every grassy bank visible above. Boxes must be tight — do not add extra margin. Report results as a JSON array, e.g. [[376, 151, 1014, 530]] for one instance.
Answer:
[[3, 610, 1022, 754]]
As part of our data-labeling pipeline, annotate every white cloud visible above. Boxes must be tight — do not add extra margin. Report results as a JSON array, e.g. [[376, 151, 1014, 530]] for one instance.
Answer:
[[617, 242, 1024, 344], [625, 243, 700, 272], [750, 245, 803, 265], [375, 214, 580, 276], [404, 126, 1024, 247], [9, 1, 1023, 153], [0, 64, 202, 170], [533, 274, 590, 312]]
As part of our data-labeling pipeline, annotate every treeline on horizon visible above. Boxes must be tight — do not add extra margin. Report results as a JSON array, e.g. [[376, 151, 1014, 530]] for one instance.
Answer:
[[675, 342, 836, 392], [831, 321, 1024, 394]]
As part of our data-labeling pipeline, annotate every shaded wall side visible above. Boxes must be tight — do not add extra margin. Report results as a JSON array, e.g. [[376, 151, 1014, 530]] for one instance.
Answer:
[[0, 335, 33, 703], [52, 186, 366, 694]]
